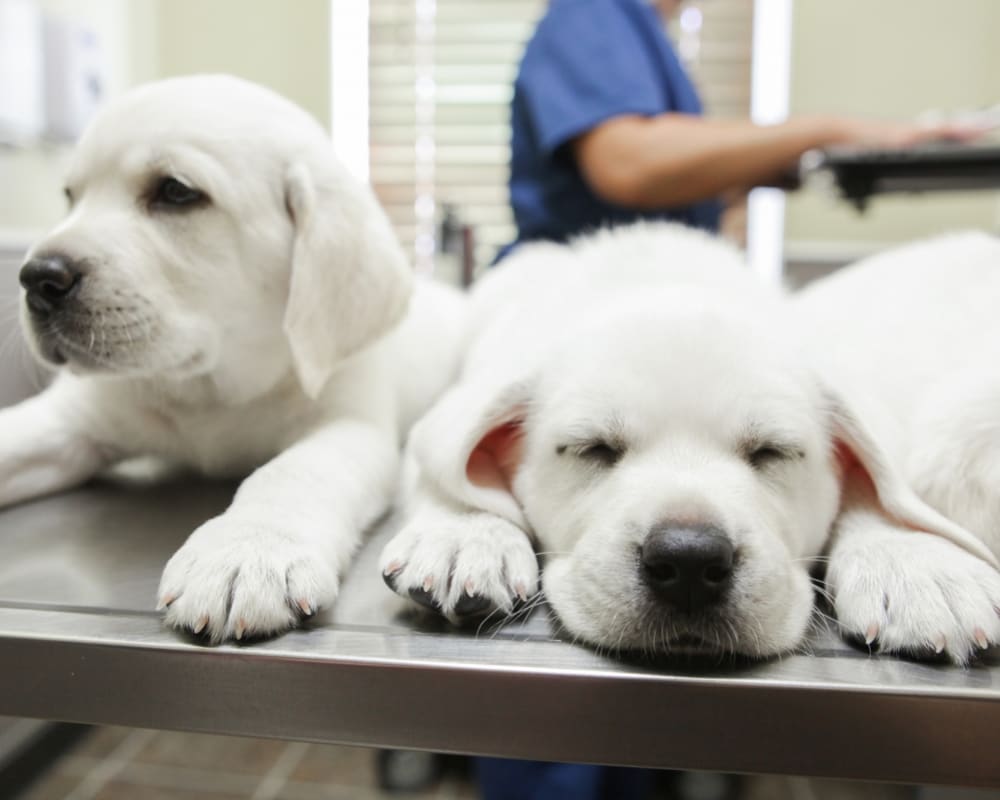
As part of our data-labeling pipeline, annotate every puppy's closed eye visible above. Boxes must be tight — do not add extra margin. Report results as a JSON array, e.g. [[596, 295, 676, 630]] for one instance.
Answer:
[[744, 441, 805, 470], [557, 440, 625, 468], [148, 176, 208, 211]]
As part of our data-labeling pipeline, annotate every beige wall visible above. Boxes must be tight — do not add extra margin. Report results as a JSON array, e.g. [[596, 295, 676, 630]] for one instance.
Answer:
[[153, 0, 330, 130], [785, 0, 1000, 248]]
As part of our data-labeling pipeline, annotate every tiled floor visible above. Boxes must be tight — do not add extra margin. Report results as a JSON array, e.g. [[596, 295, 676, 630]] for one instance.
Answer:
[[13, 726, 999, 800], [16, 726, 476, 800]]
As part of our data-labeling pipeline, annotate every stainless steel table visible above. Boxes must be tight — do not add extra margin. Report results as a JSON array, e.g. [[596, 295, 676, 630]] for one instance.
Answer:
[[0, 477, 997, 789]]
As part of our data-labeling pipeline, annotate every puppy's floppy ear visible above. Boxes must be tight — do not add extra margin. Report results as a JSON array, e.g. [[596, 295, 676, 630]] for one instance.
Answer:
[[409, 374, 534, 530], [825, 388, 1000, 568], [283, 160, 414, 398]]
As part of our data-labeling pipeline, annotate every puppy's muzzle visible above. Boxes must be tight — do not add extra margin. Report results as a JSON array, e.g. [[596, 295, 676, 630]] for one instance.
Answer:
[[640, 523, 734, 613], [20, 254, 83, 318]]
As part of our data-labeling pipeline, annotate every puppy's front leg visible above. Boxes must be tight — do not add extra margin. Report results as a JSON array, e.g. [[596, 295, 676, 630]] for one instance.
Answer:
[[158, 418, 398, 642], [379, 461, 540, 624], [826, 506, 1000, 664], [0, 380, 117, 508]]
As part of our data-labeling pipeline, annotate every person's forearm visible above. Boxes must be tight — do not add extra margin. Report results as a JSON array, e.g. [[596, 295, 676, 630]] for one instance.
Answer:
[[573, 114, 857, 209]]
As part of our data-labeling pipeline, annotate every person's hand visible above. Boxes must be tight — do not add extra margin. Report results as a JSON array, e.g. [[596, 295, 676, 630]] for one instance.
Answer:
[[832, 117, 986, 149]]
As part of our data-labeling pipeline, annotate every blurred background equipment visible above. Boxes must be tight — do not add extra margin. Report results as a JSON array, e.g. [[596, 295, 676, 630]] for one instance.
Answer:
[[0, 0, 46, 144], [41, 12, 106, 142], [805, 142, 1000, 212], [0, 0, 106, 145]]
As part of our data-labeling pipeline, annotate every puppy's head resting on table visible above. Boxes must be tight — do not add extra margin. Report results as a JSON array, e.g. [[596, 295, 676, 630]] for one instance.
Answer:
[[18, 74, 412, 402], [409, 226, 992, 659]]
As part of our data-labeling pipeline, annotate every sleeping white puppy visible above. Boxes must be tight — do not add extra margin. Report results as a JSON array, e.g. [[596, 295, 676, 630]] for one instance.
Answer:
[[794, 231, 1000, 660], [1, 75, 464, 643], [379, 223, 999, 662]]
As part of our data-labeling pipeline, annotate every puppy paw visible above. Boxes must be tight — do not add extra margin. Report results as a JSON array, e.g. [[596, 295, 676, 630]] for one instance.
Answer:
[[379, 511, 539, 624], [157, 515, 339, 643], [828, 528, 1000, 664]]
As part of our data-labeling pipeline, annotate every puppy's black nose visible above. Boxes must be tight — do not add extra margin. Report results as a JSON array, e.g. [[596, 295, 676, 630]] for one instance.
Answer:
[[640, 524, 734, 613], [19, 255, 82, 316]]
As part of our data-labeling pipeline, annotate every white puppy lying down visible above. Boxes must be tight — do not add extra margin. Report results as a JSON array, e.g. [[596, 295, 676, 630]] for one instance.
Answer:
[[380, 223, 999, 662], [1, 75, 464, 643], [795, 232, 1000, 659]]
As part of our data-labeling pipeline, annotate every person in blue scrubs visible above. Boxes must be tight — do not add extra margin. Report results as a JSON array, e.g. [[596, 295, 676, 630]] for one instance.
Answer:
[[500, 0, 978, 261]]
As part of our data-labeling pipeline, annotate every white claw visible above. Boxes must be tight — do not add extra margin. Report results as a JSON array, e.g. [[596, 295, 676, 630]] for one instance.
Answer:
[[864, 623, 878, 645], [156, 593, 176, 611]]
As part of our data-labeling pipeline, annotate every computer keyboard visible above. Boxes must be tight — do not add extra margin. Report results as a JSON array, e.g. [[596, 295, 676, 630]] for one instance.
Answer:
[[805, 142, 1000, 209]]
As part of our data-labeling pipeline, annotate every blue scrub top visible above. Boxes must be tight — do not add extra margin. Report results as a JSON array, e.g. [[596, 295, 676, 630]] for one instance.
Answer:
[[501, 0, 722, 259]]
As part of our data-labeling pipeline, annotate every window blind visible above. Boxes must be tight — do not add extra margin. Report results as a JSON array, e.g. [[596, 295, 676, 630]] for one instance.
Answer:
[[368, 0, 754, 275]]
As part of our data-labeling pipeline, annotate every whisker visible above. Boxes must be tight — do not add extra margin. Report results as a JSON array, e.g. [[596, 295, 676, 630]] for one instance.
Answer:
[[792, 554, 830, 564]]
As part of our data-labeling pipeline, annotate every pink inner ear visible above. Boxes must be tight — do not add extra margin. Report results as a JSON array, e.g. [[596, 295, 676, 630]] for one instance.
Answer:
[[466, 421, 524, 492], [833, 439, 878, 507]]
